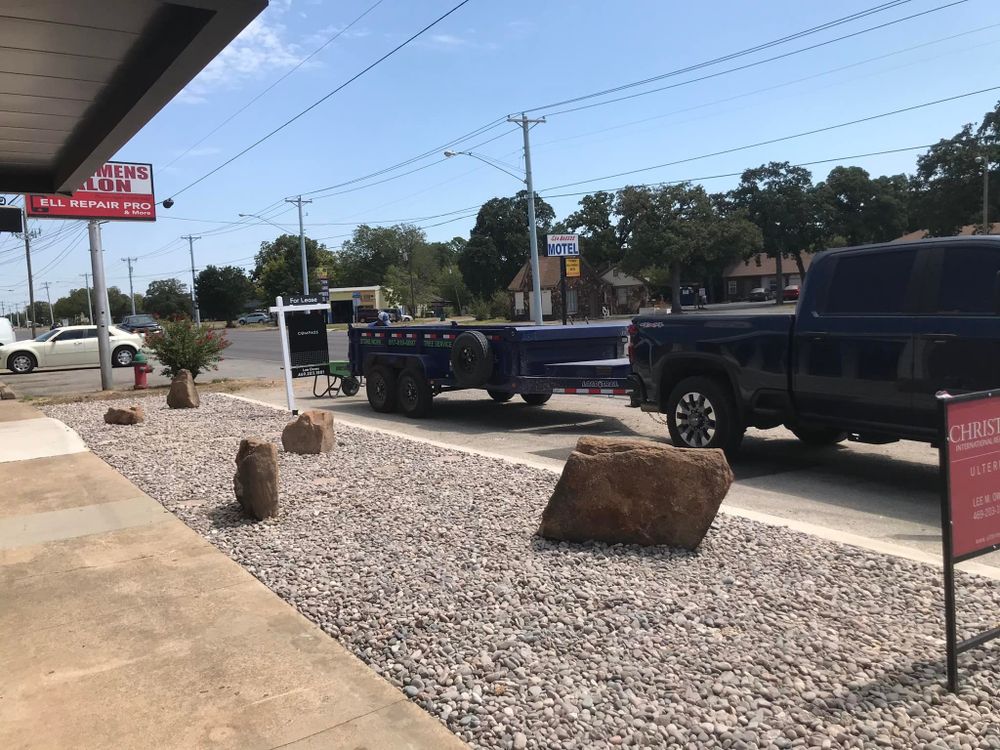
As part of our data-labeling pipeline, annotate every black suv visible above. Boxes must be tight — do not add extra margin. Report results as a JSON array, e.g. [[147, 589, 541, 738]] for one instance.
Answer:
[[119, 314, 162, 334]]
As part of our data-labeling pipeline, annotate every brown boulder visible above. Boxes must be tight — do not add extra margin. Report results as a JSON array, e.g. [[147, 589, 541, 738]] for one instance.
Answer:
[[281, 410, 335, 454], [233, 438, 279, 520], [166, 369, 199, 409], [0, 384, 16, 400], [104, 405, 145, 425], [537, 436, 733, 549]]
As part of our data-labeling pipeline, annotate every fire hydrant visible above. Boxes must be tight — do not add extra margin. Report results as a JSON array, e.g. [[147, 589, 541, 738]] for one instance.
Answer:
[[133, 351, 153, 390]]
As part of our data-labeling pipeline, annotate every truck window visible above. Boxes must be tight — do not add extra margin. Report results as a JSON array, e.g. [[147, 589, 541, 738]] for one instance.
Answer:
[[823, 250, 915, 315], [936, 245, 1000, 314]]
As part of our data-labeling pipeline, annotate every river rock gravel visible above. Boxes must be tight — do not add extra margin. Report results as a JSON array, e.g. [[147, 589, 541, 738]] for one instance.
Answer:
[[45, 394, 1000, 749]]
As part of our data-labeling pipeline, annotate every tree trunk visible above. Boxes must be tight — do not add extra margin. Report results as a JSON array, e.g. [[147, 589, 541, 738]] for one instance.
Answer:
[[670, 260, 682, 315], [774, 252, 784, 305], [794, 252, 806, 280]]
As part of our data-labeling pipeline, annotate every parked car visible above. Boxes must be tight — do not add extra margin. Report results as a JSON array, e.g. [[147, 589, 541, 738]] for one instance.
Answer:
[[3, 325, 142, 374], [782, 285, 800, 301], [119, 314, 162, 334], [748, 287, 771, 302], [629, 236, 1000, 454], [0, 317, 14, 347], [238, 312, 271, 325]]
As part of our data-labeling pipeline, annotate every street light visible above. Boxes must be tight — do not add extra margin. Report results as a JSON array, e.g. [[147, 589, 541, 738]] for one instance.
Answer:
[[976, 154, 990, 234], [444, 122, 545, 325], [239, 212, 309, 294]]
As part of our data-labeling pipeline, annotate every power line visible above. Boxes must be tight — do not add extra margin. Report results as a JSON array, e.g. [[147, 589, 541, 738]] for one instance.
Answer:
[[540, 84, 1000, 192], [162, 0, 475, 203], [539, 0, 969, 118], [163, 0, 386, 170]]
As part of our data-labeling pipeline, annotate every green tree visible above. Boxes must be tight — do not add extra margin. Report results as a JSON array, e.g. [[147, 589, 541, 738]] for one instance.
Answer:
[[814, 166, 909, 245], [461, 191, 555, 297], [252, 234, 334, 302], [336, 225, 424, 287], [563, 191, 626, 268], [53, 288, 92, 322], [144, 278, 190, 318], [195, 265, 254, 325], [729, 162, 821, 288]]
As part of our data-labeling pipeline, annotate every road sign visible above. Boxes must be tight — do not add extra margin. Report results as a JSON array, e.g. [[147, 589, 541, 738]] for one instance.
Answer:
[[26, 161, 156, 221], [352, 291, 361, 299], [565, 257, 581, 277], [938, 388, 1000, 691], [546, 233, 579, 257]]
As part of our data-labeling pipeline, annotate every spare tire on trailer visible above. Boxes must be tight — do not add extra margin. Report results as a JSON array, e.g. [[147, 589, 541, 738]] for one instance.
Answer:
[[450, 330, 494, 387]]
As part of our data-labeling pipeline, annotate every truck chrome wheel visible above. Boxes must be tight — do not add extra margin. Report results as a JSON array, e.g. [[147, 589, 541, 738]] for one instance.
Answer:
[[674, 391, 717, 447]]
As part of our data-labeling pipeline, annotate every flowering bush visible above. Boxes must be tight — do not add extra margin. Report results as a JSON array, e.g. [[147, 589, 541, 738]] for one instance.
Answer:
[[143, 318, 230, 380]]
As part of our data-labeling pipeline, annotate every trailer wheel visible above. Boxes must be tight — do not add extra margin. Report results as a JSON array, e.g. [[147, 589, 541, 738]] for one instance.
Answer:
[[366, 366, 397, 413], [487, 389, 513, 403], [397, 369, 433, 418], [666, 376, 743, 455], [450, 331, 493, 387], [521, 393, 551, 406], [341, 376, 360, 397]]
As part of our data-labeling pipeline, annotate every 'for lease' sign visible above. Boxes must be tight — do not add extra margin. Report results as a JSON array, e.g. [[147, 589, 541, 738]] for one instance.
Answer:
[[26, 161, 156, 221]]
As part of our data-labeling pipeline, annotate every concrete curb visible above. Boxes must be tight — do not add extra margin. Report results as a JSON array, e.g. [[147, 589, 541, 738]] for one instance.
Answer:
[[217, 393, 1000, 581]]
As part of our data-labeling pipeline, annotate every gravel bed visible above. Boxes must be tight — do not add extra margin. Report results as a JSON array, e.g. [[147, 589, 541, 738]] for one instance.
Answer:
[[45, 394, 1000, 749]]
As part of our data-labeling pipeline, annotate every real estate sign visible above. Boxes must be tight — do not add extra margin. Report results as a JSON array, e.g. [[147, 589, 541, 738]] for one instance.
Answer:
[[26, 161, 156, 221]]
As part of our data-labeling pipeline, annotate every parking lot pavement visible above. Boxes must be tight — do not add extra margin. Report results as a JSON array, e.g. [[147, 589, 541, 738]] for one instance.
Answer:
[[235, 380, 1000, 572]]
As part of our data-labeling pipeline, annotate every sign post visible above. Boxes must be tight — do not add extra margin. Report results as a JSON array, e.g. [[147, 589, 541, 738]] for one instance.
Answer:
[[270, 295, 330, 414], [938, 389, 1000, 691], [547, 234, 579, 326]]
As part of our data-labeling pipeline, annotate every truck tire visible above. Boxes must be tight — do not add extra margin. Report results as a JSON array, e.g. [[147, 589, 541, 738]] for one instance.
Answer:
[[487, 389, 513, 402], [666, 376, 743, 455], [450, 331, 493, 387], [521, 393, 551, 406], [789, 425, 848, 446], [366, 366, 397, 413], [397, 369, 433, 418]]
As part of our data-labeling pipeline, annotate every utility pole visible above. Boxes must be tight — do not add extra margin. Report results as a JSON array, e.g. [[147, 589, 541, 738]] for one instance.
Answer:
[[285, 196, 312, 294], [88, 220, 113, 389], [122, 257, 137, 315], [82, 272, 93, 323], [182, 235, 201, 325], [20, 209, 37, 337], [41, 281, 54, 326], [507, 113, 546, 325]]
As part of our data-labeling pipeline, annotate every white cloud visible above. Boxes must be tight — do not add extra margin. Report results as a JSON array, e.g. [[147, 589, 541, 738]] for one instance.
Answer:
[[420, 30, 498, 52]]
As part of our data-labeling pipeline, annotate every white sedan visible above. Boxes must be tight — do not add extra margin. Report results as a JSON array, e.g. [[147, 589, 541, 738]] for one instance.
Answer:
[[1, 325, 143, 374]]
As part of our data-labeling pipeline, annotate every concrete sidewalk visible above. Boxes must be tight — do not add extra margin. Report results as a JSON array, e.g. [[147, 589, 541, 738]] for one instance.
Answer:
[[0, 400, 466, 750]]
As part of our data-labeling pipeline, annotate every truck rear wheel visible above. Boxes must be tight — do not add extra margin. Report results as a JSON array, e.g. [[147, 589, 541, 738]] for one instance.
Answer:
[[397, 369, 433, 418], [666, 376, 743, 455], [366, 366, 397, 413], [789, 425, 848, 446], [487, 389, 513, 402]]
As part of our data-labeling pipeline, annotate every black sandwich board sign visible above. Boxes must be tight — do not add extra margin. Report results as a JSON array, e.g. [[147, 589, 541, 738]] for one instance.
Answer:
[[270, 295, 330, 413]]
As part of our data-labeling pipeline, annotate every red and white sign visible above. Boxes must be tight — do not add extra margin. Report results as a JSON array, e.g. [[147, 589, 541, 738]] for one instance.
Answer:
[[26, 161, 155, 221], [945, 395, 1000, 558]]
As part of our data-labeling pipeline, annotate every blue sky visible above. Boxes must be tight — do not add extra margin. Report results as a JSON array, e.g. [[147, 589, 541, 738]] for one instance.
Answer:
[[2, 0, 1000, 309]]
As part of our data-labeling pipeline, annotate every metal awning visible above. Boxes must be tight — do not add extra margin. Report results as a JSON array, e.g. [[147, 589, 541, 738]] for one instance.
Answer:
[[0, 0, 266, 194]]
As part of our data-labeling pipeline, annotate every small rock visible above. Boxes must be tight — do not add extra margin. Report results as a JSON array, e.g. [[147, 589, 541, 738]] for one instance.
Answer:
[[103, 404, 144, 425], [281, 410, 335, 454], [166, 369, 199, 408], [233, 437, 278, 520]]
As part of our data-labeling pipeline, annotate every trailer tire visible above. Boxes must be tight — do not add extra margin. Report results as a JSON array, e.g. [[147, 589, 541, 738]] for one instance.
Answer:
[[397, 369, 433, 418], [666, 376, 743, 456], [450, 331, 493, 387], [487, 389, 513, 402], [521, 393, 551, 406], [366, 366, 397, 413], [789, 425, 847, 446]]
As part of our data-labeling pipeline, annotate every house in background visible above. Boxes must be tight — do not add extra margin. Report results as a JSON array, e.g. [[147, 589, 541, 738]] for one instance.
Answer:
[[722, 253, 815, 301], [893, 222, 1000, 242], [599, 266, 649, 314], [508, 256, 610, 321]]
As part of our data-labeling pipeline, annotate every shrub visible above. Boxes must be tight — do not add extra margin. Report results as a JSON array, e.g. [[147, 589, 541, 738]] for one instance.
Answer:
[[489, 290, 510, 319], [143, 318, 230, 380], [470, 297, 492, 321]]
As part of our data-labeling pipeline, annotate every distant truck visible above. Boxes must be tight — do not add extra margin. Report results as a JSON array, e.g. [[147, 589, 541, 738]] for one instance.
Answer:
[[629, 236, 1000, 454]]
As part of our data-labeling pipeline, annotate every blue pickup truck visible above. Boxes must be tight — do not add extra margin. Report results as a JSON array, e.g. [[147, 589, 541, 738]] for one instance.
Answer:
[[630, 236, 1000, 454], [348, 322, 633, 417]]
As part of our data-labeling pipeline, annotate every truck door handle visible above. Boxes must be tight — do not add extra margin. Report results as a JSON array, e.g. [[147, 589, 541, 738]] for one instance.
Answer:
[[928, 333, 957, 343]]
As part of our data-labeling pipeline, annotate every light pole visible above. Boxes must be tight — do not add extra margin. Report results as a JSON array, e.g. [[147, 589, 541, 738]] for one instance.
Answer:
[[82, 273, 93, 323], [122, 257, 137, 315], [445, 112, 546, 325], [41, 281, 54, 326], [976, 154, 990, 234], [181, 235, 201, 325], [239, 212, 307, 295]]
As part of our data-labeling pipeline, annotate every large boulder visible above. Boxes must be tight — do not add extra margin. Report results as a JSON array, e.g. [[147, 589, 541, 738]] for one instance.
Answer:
[[166, 369, 199, 409], [0, 384, 16, 400], [281, 410, 335, 454], [233, 438, 279, 520], [537, 436, 733, 549], [104, 405, 145, 425]]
